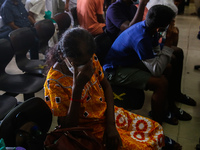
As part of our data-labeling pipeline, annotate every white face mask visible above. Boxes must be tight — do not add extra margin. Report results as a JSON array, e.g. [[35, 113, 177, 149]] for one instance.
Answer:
[[64, 57, 74, 73], [158, 25, 170, 39], [64, 57, 85, 74]]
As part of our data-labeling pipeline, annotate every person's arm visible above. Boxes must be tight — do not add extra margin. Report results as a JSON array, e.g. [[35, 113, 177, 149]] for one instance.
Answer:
[[100, 77, 122, 149], [65, 0, 69, 11], [26, 0, 45, 24], [96, 0, 106, 23], [8, 22, 20, 30], [1, 7, 19, 30], [97, 14, 105, 23], [28, 12, 36, 25], [120, 0, 149, 31], [63, 83, 83, 127], [57, 87, 82, 128], [142, 45, 174, 77], [61, 59, 95, 127], [165, 19, 179, 47], [101, 77, 115, 127]]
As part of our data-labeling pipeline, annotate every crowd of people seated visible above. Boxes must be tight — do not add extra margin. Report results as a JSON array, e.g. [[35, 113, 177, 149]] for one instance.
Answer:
[[0, 0, 198, 149], [44, 0, 197, 149], [105, 0, 148, 42], [0, 0, 60, 58]]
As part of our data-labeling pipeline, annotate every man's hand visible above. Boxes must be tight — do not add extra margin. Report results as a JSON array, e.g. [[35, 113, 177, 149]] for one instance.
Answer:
[[72, 59, 94, 89], [8, 22, 20, 30], [166, 20, 179, 47]]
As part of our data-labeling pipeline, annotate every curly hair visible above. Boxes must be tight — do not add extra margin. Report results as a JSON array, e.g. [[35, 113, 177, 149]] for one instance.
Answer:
[[45, 27, 96, 74], [145, 5, 176, 29]]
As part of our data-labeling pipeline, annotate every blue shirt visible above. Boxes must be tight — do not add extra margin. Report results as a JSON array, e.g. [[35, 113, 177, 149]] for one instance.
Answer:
[[0, 0, 5, 7], [103, 21, 159, 71], [106, 0, 137, 41], [0, 0, 31, 27]]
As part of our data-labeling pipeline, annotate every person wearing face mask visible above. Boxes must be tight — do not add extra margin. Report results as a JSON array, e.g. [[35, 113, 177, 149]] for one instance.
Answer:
[[103, 5, 195, 130], [146, 0, 179, 47], [146, 0, 196, 108], [105, 0, 149, 42], [44, 27, 166, 150]]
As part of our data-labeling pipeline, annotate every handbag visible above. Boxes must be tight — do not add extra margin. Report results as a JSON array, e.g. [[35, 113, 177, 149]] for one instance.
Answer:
[[44, 126, 105, 150]]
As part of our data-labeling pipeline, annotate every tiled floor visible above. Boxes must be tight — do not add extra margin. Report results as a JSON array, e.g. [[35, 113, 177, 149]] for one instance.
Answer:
[[168, 4, 200, 149], [134, 3, 200, 150], [1, 2, 200, 150]]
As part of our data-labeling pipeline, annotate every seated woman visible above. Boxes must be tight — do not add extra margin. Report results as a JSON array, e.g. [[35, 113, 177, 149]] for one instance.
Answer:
[[44, 27, 180, 150]]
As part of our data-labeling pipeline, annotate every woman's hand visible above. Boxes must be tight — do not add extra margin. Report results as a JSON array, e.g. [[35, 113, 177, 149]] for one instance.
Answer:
[[62, 59, 94, 128], [103, 125, 122, 150], [72, 59, 95, 89]]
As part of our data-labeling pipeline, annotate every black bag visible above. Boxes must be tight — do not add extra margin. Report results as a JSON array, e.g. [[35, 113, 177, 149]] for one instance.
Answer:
[[44, 127, 105, 150]]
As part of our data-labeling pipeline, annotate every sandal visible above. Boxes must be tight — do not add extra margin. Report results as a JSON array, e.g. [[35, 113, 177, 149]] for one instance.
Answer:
[[148, 111, 178, 125], [162, 136, 182, 150], [175, 94, 196, 106], [173, 108, 192, 121]]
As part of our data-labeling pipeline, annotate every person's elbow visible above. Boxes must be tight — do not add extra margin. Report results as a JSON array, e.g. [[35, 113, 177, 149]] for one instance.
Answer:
[[100, 77, 112, 91], [120, 21, 130, 32], [97, 14, 105, 23]]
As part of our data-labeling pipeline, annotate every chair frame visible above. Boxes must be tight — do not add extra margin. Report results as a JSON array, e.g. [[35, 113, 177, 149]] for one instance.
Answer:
[[0, 97, 52, 147], [0, 38, 45, 100], [9, 27, 46, 75]]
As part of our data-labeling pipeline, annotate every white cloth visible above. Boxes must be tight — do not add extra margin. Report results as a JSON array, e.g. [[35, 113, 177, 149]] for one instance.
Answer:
[[68, 0, 77, 10], [25, 0, 59, 47], [62, 0, 77, 5], [62, 0, 77, 10], [25, 0, 46, 22], [142, 45, 174, 77], [45, 0, 53, 16], [146, 0, 178, 14], [0, 16, 4, 28], [48, 0, 65, 16], [48, 23, 59, 47]]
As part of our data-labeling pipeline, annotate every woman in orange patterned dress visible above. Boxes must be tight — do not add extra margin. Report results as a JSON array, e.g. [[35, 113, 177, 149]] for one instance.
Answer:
[[44, 27, 165, 150]]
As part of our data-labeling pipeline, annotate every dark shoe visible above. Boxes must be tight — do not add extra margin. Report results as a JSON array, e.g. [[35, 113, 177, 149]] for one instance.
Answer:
[[190, 12, 197, 16], [197, 32, 200, 40], [162, 136, 182, 150], [194, 65, 200, 70], [173, 108, 192, 121], [176, 94, 196, 106], [164, 111, 179, 125], [148, 111, 178, 125]]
